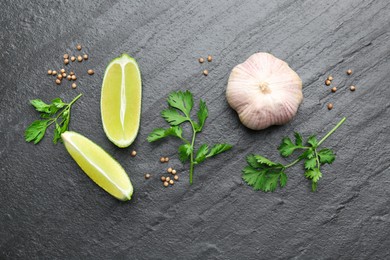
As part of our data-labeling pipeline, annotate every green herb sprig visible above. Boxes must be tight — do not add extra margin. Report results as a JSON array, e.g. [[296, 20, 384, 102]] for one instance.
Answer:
[[243, 117, 346, 192], [147, 90, 232, 184], [25, 94, 82, 144]]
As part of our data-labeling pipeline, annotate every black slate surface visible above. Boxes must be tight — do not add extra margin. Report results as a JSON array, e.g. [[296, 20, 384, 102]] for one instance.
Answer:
[[1, 0, 390, 259]]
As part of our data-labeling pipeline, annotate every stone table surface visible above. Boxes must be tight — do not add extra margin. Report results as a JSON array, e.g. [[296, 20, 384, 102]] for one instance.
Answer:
[[1, 0, 390, 259]]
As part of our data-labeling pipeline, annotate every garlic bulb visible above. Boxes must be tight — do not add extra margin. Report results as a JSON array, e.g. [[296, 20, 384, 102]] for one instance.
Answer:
[[226, 52, 303, 130]]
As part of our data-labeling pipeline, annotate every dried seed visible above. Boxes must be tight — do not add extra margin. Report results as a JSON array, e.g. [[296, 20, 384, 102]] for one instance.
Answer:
[[62, 73, 67, 77], [207, 55, 212, 62], [350, 85, 356, 91], [199, 57, 204, 63], [71, 75, 77, 80], [161, 176, 166, 182], [165, 177, 171, 182], [131, 150, 137, 157], [64, 59, 69, 65], [327, 103, 333, 110], [171, 169, 177, 175], [347, 69, 352, 75], [71, 56, 76, 62], [145, 173, 151, 179], [71, 83, 77, 89], [57, 74, 63, 80], [47, 69, 53, 75], [55, 79, 61, 85], [331, 87, 337, 93], [52, 70, 57, 76], [67, 75, 72, 80], [87, 69, 94, 75], [63, 54, 69, 59], [164, 157, 169, 162], [203, 70, 209, 76], [160, 157, 165, 163], [76, 44, 82, 50], [69, 71, 75, 76], [174, 175, 179, 181], [169, 180, 174, 185], [325, 79, 331, 86], [83, 54, 88, 60], [327, 76, 333, 81], [77, 55, 83, 62], [167, 167, 173, 173], [163, 181, 169, 187], [60, 69, 65, 73]]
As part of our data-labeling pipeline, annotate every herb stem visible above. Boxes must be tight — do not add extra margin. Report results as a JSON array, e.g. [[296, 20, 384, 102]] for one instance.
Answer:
[[318, 117, 346, 146], [284, 158, 301, 168], [189, 121, 197, 185]]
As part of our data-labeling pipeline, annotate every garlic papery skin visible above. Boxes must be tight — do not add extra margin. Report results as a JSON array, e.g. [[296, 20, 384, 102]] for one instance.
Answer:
[[226, 52, 303, 130]]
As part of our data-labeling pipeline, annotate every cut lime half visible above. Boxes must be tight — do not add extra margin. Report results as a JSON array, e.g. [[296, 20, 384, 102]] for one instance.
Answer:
[[62, 131, 133, 201], [101, 54, 142, 148]]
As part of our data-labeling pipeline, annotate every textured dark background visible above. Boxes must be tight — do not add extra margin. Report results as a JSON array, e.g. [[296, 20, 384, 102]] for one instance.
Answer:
[[1, 0, 390, 259]]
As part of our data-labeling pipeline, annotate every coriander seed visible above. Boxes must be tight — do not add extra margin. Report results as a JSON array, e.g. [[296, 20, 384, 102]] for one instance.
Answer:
[[83, 54, 88, 60], [63, 54, 69, 59], [67, 75, 72, 80], [60, 69, 65, 73], [69, 71, 74, 76], [145, 173, 151, 179], [71, 56, 76, 62], [166, 177, 171, 182], [71, 83, 77, 89], [52, 70, 57, 75], [87, 69, 94, 75], [62, 73, 66, 77], [350, 85, 356, 91], [199, 57, 204, 63], [48, 70, 53, 75], [131, 150, 137, 157], [160, 157, 165, 163], [171, 169, 176, 175], [64, 59, 69, 65], [327, 103, 333, 110], [57, 74, 63, 80], [207, 55, 212, 62], [163, 181, 169, 187], [76, 44, 82, 50], [161, 176, 166, 182], [55, 79, 61, 85], [325, 79, 331, 86], [77, 55, 83, 62], [203, 70, 208, 76], [167, 167, 172, 173], [347, 69, 352, 75], [169, 180, 174, 185], [174, 175, 179, 181], [164, 157, 169, 162], [71, 75, 77, 80], [327, 76, 333, 81], [331, 87, 337, 93]]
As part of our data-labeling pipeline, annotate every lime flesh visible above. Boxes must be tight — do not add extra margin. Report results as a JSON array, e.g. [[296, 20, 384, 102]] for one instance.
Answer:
[[101, 54, 142, 148], [62, 131, 133, 201]]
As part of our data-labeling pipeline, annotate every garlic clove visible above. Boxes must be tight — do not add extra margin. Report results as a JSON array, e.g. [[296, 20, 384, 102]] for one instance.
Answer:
[[226, 52, 303, 130]]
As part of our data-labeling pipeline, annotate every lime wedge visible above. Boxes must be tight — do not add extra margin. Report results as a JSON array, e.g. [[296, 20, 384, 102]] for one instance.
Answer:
[[61, 131, 133, 201], [101, 53, 142, 148]]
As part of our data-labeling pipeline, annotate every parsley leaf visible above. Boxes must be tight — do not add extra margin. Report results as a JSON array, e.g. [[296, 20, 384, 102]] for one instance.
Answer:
[[243, 117, 346, 192], [25, 94, 82, 144], [147, 90, 232, 184]]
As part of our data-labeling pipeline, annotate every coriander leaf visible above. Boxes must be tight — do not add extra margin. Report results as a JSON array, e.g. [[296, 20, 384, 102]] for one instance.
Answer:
[[195, 144, 209, 164], [317, 148, 336, 164], [61, 113, 70, 133], [196, 99, 208, 131], [246, 154, 262, 168], [294, 132, 303, 146], [53, 123, 62, 144], [178, 143, 192, 163], [280, 172, 288, 187], [278, 137, 301, 157], [299, 149, 315, 160], [147, 128, 167, 142], [30, 99, 52, 114], [167, 91, 193, 116], [304, 157, 317, 170], [253, 155, 280, 167], [165, 126, 183, 139], [305, 168, 322, 183], [161, 108, 188, 126], [207, 143, 232, 158], [25, 120, 49, 144], [264, 173, 279, 192], [51, 98, 66, 109], [242, 166, 266, 191], [307, 135, 318, 148]]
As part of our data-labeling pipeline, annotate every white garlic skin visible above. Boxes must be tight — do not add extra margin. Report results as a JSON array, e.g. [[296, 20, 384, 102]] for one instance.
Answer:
[[226, 52, 303, 130]]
